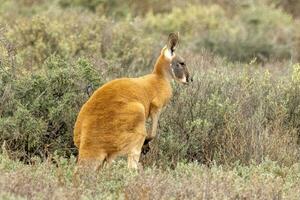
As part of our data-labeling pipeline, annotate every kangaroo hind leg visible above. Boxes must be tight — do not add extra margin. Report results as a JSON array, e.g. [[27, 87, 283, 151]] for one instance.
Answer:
[[127, 128, 147, 169]]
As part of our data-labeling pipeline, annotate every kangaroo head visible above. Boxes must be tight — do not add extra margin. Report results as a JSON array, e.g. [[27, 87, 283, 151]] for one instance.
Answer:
[[162, 33, 192, 84], [170, 55, 191, 84]]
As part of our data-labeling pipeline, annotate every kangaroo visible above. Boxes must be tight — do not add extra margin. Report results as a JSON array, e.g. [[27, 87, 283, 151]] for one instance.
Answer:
[[73, 33, 191, 171]]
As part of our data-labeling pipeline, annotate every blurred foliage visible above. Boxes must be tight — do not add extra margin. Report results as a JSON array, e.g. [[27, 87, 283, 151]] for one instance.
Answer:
[[3, 9, 156, 76], [1, 0, 299, 63], [267, 0, 300, 18], [144, 4, 294, 61]]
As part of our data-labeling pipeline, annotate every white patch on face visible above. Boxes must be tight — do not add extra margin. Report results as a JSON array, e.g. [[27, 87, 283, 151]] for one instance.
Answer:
[[179, 74, 187, 83], [164, 47, 175, 61]]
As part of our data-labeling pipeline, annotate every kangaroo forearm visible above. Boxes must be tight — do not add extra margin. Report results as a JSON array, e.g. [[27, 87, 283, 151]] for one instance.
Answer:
[[147, 109, 161, 140]]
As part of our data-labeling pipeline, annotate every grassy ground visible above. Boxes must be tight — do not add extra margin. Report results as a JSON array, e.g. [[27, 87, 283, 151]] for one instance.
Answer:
[[1, 0, 300, 165], [1, 154, 300, 200]]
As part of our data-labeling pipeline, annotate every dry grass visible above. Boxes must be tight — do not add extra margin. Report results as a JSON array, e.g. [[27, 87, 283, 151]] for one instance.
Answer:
[[1, 154, 300, 200], [1, 0, 300, 166]]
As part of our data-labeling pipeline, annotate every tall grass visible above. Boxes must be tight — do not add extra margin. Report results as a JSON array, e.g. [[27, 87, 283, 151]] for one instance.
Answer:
[[1, 154, 300, 199]]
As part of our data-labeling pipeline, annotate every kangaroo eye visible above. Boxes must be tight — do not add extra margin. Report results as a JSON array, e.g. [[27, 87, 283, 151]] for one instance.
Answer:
[[179, 62, 185, 65]]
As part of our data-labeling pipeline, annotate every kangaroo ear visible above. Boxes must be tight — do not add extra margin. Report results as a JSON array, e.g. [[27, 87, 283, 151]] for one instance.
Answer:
[[167, 32, 179, 53]]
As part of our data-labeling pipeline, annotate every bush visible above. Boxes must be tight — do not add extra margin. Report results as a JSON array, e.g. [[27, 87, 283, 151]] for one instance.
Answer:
[[204, 4, 293, 61], [58, 0, 191, 17], [143, 58, 300, 167], [0, 55, 103, 160], [2, 1, 299, 66], [1, 46, 300, 166], [269, 0, 300, 18], [59, 0, 103, 11], [144, 4, 225, 36], [144, 4, 295, 62], [5, 9, 157, 77], [8, 12, 105, 69]]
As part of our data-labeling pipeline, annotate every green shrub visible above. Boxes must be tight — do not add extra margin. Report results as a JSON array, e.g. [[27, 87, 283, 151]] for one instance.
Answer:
[[0, 56, 103, 160], [2, 49, 300, 166], [144, 4, 225, 36], [5, 9, 157, 77], [58, 0, 187, 17], [144, 4, 294, 62], [8, 12, 106, 69], [202, 4, 293, 61], [100, 21, 157, 77], [144, 60, 300, 167], [59, 0, 103, 11]]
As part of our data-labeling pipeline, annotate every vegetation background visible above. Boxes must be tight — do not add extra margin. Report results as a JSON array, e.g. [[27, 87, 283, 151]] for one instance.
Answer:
[[1, 0, 300, 199]]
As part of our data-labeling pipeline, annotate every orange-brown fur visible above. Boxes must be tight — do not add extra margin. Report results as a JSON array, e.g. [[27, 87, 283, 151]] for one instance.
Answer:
[[73, 33, 189, 170]]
